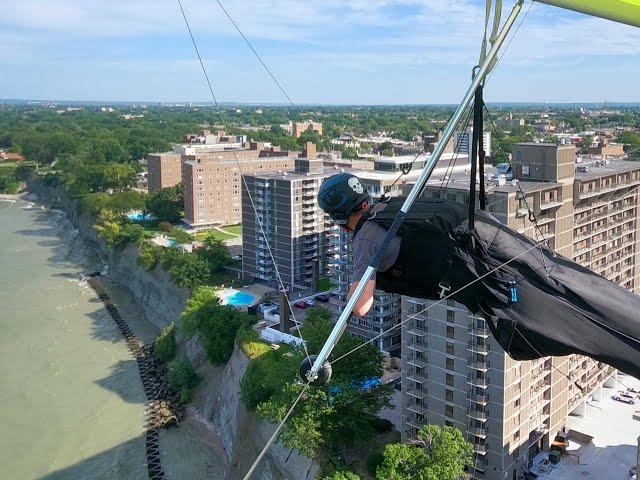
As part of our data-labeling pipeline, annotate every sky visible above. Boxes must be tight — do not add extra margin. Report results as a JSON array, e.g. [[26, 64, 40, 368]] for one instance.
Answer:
[[1, 0, 640, 105]]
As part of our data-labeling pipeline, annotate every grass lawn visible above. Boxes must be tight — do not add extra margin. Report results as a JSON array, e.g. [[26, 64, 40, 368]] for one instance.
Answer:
[[222, 224, 242, 236], [193, 229, 236, 241], [0, 161, 19, 169]]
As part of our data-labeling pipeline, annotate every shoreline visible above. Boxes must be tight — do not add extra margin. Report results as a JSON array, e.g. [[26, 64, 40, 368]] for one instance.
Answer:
[[21, 183, 234, 478]]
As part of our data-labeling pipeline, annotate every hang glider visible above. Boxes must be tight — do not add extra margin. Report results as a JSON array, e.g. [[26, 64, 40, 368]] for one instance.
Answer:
[[369, 197, 640, 380], [537, 0, 640, 28]]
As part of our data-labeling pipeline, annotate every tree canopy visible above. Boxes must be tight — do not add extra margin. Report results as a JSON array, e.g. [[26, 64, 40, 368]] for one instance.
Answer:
[[145, 184, 184, 223], [241, 307, 393, 457], [376, 425, 473, 480]]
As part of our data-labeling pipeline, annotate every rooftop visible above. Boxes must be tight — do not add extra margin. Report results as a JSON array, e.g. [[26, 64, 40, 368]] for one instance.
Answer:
[[574, 160, 640, 181], [544, 373, 640, 480]]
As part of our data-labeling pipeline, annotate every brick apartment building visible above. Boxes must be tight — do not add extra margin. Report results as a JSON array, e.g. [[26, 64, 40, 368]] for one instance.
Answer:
[[183, 155, 294, 228], [293, 121, 323, 139], [401, 143, 640, 479], [147, 153, 183, 192]]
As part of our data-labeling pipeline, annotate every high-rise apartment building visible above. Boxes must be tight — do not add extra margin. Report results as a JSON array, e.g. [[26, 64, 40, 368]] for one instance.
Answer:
[[241, 158, 336, 292], [401, 143, 640, 480], [183, 155, 294, 228], [455, 128, 492, 159], [147, 153, 183, 193]]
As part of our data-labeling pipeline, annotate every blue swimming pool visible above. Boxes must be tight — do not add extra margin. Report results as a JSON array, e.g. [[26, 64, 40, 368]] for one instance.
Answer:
[[221, 291, 256, 306], [126, 212, 154, 222]]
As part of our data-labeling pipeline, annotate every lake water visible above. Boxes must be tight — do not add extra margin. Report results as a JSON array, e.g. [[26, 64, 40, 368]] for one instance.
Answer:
[[0, 198, 228, 480]]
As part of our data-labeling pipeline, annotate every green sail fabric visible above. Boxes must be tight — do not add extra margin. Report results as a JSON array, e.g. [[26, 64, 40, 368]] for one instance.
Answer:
[[537, 0, 640, 28]]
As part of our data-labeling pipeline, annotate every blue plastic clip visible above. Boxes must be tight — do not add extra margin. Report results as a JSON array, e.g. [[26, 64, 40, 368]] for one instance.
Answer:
[[508, 279, 518, 305]]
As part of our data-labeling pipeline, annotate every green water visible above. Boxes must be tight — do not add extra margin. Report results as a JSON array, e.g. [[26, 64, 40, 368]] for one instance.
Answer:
[[0, 199, 228, 480]]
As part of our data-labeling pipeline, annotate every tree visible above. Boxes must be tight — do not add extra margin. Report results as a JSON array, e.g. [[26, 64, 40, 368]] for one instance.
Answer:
[[180, 287, 243, 364], [248, 307, 393, 456], [145, 185, 184, 223], [578, 135, 593, 154], [161, 249, 211, 288], [376, 425, 473, 480], [197, 235, 231, 275]]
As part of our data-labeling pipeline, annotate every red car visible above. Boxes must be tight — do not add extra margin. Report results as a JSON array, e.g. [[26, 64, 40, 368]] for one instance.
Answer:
[[293, 300, 308, 309]]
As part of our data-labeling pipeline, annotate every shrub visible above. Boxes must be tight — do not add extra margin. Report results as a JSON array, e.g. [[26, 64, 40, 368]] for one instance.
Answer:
[[158, 221, 172, 232], [137, 244, 160, 270], [180, 287, 242, 364], [154, 323, 176, 362], [168, 356, 200, 404], [321, 472, 360, 480], [95, 221, 148, 248]]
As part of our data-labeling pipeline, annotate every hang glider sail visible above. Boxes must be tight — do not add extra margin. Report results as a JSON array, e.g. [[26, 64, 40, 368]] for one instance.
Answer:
[[369, 197, 640, 380], [537, 0, 640, 28]]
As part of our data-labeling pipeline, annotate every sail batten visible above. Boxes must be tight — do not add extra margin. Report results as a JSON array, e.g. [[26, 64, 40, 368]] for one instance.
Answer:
[[537, 0, 640, 28]]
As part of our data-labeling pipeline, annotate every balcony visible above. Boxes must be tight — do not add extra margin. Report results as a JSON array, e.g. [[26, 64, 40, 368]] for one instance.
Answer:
[[405, 339, 427, 352], [406, 386, 424, 399], [467, 341, 489, 354], [539, 199, 563, 210], [406, 325, 428, 337], [468, 358, 490, 371], [407, 403, 427, 416], [468, 393, 489, 405], [579, 179, 640, 200], [472, 443, 488, 455], [468, 409, 488, 422], [407, 353, 427, 368], [468, 324, 490, 338], [467, 374, 489, 388], [407, 374, 427, 384], [468, 426, 488, 438]]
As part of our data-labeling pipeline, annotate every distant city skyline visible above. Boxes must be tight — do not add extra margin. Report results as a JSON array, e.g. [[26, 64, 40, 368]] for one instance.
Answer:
[[2, 0, 640, 104]]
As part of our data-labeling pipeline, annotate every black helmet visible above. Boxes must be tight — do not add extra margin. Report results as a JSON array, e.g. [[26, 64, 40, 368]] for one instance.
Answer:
[[318, 173, 369, 225]]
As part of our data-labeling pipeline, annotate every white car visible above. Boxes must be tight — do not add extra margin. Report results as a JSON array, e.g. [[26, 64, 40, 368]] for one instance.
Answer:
[[305, 299, 316, 307]]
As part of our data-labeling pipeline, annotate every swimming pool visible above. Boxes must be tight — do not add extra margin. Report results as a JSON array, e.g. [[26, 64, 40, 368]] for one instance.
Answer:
[[126, 211, 154, 222], [220, 290, 256, 307]]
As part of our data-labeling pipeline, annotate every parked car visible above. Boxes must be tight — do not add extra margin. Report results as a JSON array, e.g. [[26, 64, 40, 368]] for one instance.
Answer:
[[613, 394, 635, 405], [293, 300, 308, 309], [329, 291, 338, 297], [315, 294, 330, 302], [306, 299, 316, 307]]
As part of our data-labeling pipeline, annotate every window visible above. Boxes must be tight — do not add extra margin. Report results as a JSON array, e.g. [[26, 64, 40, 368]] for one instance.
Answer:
[[445, 420, 454, 428], [446, 342, 455, 356], [446, 389, 454, 402], [446, 358, 454, 370], [446, 310, 455, 323], [514, 398, 520, 408], [445, 405, 454, 417], [446, 326, 455, 339], [446, 373, 454, 387]]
